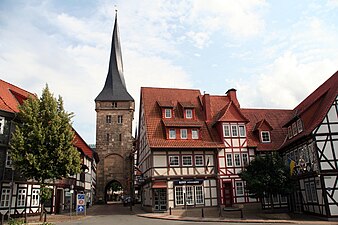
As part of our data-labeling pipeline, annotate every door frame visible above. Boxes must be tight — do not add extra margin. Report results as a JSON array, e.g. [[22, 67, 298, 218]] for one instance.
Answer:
[[223, 181, 233, 207]]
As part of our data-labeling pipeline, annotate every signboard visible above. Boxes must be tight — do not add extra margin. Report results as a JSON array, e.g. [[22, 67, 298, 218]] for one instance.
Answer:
[[76, 194, 86, 213], [173, 179, 203, 185], [65, 191, 71, 197]]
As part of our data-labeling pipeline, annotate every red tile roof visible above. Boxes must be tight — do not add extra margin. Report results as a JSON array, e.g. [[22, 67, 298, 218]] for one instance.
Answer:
[[0, 79, 95, 159], [140, 87, 223, 148], [242, 109, 293, 151], [0, 79, 35, 113], [281, 71, 338, 148]]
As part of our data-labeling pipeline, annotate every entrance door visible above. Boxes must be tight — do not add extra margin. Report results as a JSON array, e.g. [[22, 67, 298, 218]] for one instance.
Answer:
[[154, 189, 167, 211], [55, 189, 63, 214], [223, 182, 233, 207]]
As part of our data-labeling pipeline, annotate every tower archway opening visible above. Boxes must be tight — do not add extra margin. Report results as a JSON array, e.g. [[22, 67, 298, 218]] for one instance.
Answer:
[[105, 180, 123, 204]]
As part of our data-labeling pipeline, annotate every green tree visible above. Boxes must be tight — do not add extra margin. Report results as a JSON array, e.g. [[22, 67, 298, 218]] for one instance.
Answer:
[[239, 154, 294, 209], [10, 85, 81, 221]]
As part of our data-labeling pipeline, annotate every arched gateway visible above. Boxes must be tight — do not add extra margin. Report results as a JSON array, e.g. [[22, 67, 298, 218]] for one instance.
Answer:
[[95, 13, 134, 203]]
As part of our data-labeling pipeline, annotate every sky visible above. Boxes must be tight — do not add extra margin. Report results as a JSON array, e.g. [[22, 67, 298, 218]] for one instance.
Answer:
[[1, 0, 338, 144]]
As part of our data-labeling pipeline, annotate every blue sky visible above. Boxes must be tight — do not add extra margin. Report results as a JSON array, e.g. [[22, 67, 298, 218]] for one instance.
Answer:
[[1, 0, 338, 144]]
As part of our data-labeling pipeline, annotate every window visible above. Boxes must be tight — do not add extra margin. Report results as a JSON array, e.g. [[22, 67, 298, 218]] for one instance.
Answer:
[[195, 186, 204, 204], [119, 134, 122, 142], [242, 153, 248, 166], [288, 126, 292, 139], [297, 119, 303, 133], [165, 109, 172, 118], [310, 182, 317, 202], [223, 125, 230, 137], [281, 195, 287, 203], [235, 181, 244, 196], [0, 117, 4, 134], [117, 115, 123, 124], [169, 129, 176, 139], [231, 125, 238, 137], [175, 186, 184, 205], [169, 156, 179, 166], [261, 131, 271, 143], [292, 123, 297, 136], [106, 133, 110, 142], [182, 156, 192, 166], [112, 102, 117, 108], [0, 188, 10, 207], [5, 150, 12, 168], [305, 183, 312, 202], [31, 189, 40, 206], [195, 155, 204, 166], [226, 154, 233, 167], [234, 153, 241, 166], [186, 186, 194, 205], [17, 189, 26, 207], [273, 194, 279, 203], [180, 129, 187, 139], [239, 125, 246, 137], [192, 129, 199, 139], [185, 109, 193, 119], [106, 115, 111, 123]]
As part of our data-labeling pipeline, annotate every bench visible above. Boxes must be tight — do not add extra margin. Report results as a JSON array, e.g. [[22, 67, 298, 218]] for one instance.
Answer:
[[223, 204, 244, 218]]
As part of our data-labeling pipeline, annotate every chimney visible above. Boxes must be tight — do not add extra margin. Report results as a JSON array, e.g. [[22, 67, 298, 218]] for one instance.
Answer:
[[202, 94, 212, 121], [226, 88, 240, 108]]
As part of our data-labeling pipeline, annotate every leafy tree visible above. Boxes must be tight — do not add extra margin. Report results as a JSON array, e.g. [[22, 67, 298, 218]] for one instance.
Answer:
[[10, 85, 81, 221], [239, 153, 294, 209]]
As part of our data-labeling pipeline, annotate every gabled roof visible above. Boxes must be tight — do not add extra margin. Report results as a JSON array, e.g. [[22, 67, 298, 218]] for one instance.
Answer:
[[0, 79, 35, 113], [95, 14, 133, 102], [242, 108, 293, 151], [0, 79, 95, 160], [215, 101, 249, 123], [140, 87, 223, 148], [281, 71, 338, 148], [253, 119, 273, 131]]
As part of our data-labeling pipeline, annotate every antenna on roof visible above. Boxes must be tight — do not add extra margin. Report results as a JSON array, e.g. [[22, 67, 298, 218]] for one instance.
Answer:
[[114, 5, 118, 14]]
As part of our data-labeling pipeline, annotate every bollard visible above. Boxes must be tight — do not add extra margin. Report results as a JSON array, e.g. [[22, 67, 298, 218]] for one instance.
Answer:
[[201, 208, 204, 218], [169, 207, 172, 215]]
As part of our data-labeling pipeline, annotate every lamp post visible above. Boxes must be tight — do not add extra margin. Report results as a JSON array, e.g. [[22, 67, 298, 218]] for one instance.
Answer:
[[70, 184, 74, 219]]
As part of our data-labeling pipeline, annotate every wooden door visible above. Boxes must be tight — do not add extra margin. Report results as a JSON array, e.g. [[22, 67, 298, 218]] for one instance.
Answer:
[[223, 182, 233, 207], [55, 189, 63, 214]]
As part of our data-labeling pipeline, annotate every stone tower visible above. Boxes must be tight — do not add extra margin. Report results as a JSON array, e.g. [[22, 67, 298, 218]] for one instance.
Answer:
[[95, 13, 134, 203]]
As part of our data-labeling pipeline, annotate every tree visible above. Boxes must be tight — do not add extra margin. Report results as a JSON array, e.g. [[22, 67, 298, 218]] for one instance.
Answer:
[[10, 85, 81, 221], [239, 153, 294, 209]]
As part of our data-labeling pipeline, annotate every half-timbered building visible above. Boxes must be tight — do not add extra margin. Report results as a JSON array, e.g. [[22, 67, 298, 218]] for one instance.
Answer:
[[279, 71, 338, 218], [0, 79, 98, 218], [137, 88, 223, 212]]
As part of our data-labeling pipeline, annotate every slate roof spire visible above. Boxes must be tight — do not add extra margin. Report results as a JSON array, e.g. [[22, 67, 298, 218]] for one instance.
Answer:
[[95, 12, 134, 102]]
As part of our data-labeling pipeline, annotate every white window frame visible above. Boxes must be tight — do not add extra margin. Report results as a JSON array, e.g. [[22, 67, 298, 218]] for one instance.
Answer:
[[223, 125, 230, 137], [182, 156, 192, 166], [185, 186, 194, 205], [180, 129, 187, 139], [195, 186, 204, 204], [169, 156, 179, 166], [169, 129, 176, 139], [231, 125, 238, 137], [261, 131, 271, 143], [242, 153, 248, 166], [175, 186, 184, 205], [226, 154, 233, 167], [165, 109, 172, 118], [297, 119, 303, 133], [234, 153, 241, 167], [292, 122, 297, 136], [106, 115, 111, 123], [117, 115, 123, 124], [239, 125, 246, 137], [192, 129, 199, 139], [17, 189, 26, 207], [288, 126, 292, 139], [0, 117, 4, 134], [5, 150, 12, 168], [31, 189, 40, 206], [195, 155, 204, 166], [185, 109, 193, 119], [0, 188, 10, 207], [235, 181, 244, 196]]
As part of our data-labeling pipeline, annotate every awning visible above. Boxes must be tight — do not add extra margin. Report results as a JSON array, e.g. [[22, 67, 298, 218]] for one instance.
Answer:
[[152, 181, 167, 189]]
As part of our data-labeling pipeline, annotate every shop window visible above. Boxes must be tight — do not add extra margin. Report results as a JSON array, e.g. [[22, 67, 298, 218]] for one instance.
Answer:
[[195, 186, 204, 204], [195, 155, 204, 166], [175, 186, 184, 205]]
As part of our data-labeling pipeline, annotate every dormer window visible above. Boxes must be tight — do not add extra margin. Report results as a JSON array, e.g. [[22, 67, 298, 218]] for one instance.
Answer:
[[297, 119, 303, 133], [169, 129, 176, 139], [261, 131, 271, 143], [165, 109, 172, 118], [292, 123, 297, 136], [192, 129, 199, 139], [180, 129, 187, 139], [185, 109, 193, 119]]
